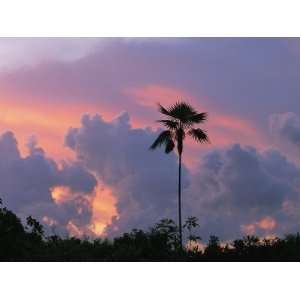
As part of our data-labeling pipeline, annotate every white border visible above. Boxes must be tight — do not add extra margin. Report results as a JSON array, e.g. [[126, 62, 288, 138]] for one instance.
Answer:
[[0, 0, 299, 36], [1, 262, 298, 300]]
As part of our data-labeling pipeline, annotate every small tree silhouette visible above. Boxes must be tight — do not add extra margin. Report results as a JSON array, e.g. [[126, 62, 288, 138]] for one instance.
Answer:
[[150, 101, 209, 249], [26, 216, 44, 237], [151, 218, 179, 250], [183, 216, 201, 250], [205, 235, 222, 258]]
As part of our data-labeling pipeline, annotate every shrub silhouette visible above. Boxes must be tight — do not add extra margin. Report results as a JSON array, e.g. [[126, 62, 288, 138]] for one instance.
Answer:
[[0, 202, 26, 260], [1, 201, 300, 261]]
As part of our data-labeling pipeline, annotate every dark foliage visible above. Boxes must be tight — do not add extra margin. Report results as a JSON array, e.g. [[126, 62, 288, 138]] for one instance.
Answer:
[[1, 202, 300, 261]]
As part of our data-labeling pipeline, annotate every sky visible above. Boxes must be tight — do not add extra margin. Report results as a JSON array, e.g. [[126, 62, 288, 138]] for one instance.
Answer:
[[1, 37, 300, 241]]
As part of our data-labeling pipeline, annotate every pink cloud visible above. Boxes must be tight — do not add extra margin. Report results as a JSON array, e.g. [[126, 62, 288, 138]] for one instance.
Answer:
[[126, 84, 260, 142], [241, 217, 277, 235], [240, 223, 256, 235], [126, 83, 267, 169], [257, 217, 277, 231]]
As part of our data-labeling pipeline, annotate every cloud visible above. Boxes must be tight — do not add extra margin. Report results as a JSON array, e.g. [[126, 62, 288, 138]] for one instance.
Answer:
[[2, 38, 300, 241], [2, 38, 298, 129], [65, 112, 190, 236], [0, 130, 98, 236], [2, 111, 300, 242], [186, 144, 300, 240], [64, 110, 300, 241], [269, 112, 300, 147], [0, 38, 281, 163], [0, 38, 102, 71]]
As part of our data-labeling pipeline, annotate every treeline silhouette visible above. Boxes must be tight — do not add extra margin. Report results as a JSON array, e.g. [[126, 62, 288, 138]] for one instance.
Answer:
[[1, 200, 300, 261]]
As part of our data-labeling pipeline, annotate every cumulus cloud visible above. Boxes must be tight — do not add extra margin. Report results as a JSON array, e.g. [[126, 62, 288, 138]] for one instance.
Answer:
[[64, 111, 300, 241], [65, 112, 190, 236], [2, 111, 300, 241], [3, 38, 300, 241], [0, 131, 97, 236], [186, 144, 300, 240]]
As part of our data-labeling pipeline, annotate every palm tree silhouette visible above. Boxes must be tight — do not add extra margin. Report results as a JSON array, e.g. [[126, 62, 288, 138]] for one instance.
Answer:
[[150, 101, 209, 249]]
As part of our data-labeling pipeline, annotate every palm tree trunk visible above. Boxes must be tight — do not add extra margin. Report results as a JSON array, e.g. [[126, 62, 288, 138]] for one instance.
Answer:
[[178, 152, 182, 250]]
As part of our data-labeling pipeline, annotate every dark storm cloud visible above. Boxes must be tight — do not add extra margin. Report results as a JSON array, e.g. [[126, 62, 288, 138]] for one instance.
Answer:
[[0, 131, 97, 235]]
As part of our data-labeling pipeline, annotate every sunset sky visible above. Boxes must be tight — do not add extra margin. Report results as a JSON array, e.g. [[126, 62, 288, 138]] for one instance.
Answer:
[[2, 37, 300, 241]]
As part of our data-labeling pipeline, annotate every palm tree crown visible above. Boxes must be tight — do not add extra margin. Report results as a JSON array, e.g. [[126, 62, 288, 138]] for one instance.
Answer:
[[150, 101, 209, 154]]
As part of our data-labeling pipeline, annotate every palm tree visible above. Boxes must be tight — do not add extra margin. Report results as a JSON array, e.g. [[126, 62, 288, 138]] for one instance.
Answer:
[[150, 101, 209, 249]]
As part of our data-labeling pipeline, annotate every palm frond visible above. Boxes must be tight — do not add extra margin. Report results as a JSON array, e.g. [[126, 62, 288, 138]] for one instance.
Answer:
[[149, 130, 173, 150], [158, 103, 172, 117], [188, 112, 207, 124], [167, 101, 199, 123], [188, 128, 209, 143], [157, 119, 179, 130], [165, 139, 175, 153]]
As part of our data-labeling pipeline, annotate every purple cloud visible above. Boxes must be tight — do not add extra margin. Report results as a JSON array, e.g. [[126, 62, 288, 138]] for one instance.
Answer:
[[65, 111, 300, 241], [0, 131, 97, 236], [1, 38, 300, 240], [65, 112, 190, 236], [186, 144, 300, 240]]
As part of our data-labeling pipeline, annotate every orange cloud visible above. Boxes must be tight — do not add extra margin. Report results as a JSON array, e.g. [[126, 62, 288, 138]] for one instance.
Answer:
[[0, 93, 119, 160], [241, 216, 277, 235], [67, 221, 85, 238], [50, 181, 117, 236], [51, 186, 75, 205], [0, 91, 120, 236], [89, 184, 118, 236], [0, 84, 269, 237], [257, 217, 276, 231]]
